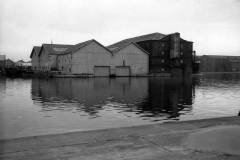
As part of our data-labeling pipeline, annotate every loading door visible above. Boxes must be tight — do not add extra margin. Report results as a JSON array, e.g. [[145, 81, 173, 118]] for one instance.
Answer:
[[116, 66, 130, 76], [94, 66, 110, 76]]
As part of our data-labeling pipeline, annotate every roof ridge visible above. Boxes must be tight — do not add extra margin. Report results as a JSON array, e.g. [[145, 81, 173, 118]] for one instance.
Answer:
[[107, 32, 166, 53], [108, 32, 165, 47], [42, 43, 73, 46]]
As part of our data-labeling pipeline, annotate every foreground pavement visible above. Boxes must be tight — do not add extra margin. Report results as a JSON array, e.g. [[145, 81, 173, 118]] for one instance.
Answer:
[[0, 116, 240, 160]]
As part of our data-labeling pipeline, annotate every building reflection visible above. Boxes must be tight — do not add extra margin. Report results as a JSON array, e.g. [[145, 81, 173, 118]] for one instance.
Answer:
[[137, 77, 194, 119], [0, 78, 6, 94], [31, 77, 195, 119]]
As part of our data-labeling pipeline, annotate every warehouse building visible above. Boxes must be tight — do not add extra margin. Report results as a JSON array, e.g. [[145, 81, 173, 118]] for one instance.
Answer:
[[38, 44, 73, 72], [199, 55, 240, 72], [30, 32, 194, 76], [108, 32, 194, 76], [30, 46, 41, 71], [57, 39, 112, 75], [57, 39, 149, 76], [0, 55, 6, 74], [111, 42, 149, 76], [5, 59, 15, 68]]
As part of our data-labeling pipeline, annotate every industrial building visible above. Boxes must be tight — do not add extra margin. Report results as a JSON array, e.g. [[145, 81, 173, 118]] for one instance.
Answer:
[[108, 32, 194, 76], [31, 32, 195, 76], [30, 46, 41, 70], [38, 44, 73, 72], [0, 55, 6, 72], [199, 55, 240, 72], [57, 39, 149, 76]]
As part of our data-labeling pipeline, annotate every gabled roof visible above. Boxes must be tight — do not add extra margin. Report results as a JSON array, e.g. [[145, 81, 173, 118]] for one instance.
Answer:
[[6, 59, 14, 62], [39, 44, 73, 56], [64, 39, 95, 54], [113, 42, 149, 55], [30, 46, 41, 58], [107, 32, 166, 53], [60, 39, 112, 55], [17, 60, 25, 63]]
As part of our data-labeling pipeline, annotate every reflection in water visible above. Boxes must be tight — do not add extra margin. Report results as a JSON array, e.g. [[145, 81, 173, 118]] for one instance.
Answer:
[[31, 77, 194, 120], [139, 77, 194, 119], [0, 78, 6, 94], [1, 74, 240, 139]]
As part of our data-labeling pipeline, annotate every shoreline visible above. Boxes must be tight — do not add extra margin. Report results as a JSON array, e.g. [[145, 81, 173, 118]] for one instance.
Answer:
[[1, 116, 240, 159]]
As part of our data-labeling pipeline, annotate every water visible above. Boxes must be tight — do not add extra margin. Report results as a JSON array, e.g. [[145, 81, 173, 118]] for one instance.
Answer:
[[0, 73, 240, 139]]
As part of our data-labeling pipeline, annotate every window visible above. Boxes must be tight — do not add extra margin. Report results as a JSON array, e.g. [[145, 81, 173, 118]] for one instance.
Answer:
[[123, 60, 126, 66], [161, 59, 165, 63], [161, 43, 165, 47], [181, 43, 184, 49], [161, 68, 165, 71], [161, 51, 164, 56], [180, 60, 183, 63]]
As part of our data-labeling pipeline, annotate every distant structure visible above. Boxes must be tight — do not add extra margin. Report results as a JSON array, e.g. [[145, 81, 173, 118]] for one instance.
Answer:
[[5, 59, 15, 68], [199, 55, 240, 72], [30, 46, 41, 70], [16, 60, 31, 68], [30, 32, 196, 76], [0, 55, 6, 73], [15, 60, 25, 67]]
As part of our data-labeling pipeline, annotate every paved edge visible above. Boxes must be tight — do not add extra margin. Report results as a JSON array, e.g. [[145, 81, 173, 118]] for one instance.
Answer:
[[0, 116, 239, 154]]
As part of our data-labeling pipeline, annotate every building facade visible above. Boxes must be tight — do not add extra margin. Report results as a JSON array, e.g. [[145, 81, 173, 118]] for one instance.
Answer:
[[38, 44, 73, 72], [112, 43, 149, 76], [57, 40, 112, 75], [199, 55, 240, 72], [15, 60, 31, 68], [57, 40, 149, 76], [30, 46, 41, 71], [108, 32, 194, 76], [0, 55, 6, 72], [5, 59, 15, 68], [30, 32, 194, 76], [230, 60, 240, 71]]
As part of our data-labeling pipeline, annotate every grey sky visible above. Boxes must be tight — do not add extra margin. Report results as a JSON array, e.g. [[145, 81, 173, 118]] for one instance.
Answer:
[[0, 0, 240, 61]]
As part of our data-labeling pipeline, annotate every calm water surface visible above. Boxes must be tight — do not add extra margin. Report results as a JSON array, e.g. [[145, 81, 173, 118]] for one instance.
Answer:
[[0, 73, 240, 139]]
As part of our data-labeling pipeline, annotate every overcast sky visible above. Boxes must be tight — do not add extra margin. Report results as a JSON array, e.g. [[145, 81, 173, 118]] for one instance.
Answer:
[[0, 0, 240, 61]]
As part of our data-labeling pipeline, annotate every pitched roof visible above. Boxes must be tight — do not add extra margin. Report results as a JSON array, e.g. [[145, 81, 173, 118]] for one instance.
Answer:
[[39, 44, 73, 56], [6, 59, 14, 62], [107, 32, 166, 53], [65, 39, 95, 54], [30, 46, 41, 58], [114, 42, 150, 55], [60, 39, 112, 55], [17, 60, 25, 63]]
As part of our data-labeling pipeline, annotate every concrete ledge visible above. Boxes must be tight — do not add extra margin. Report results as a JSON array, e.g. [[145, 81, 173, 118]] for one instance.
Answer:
[[52, 73, 171, 78], [0, 116, 240, 160], [53, 74, 94, 78]]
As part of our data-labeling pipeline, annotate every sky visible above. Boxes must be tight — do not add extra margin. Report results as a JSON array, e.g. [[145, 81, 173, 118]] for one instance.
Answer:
[[0, 0, 240, 61]]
